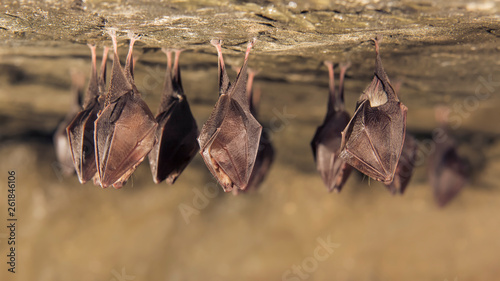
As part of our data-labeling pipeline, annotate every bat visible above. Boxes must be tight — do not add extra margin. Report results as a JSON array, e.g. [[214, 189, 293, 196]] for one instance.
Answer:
[[198, 39, 262, 192], [428, 107, 468, 207], [66, 44, 108, 184], [148, 49, 199, 184], [234, 69, 274, 194], [339, 36, 407, 184], [54, 69, 85, 177], [311, 61, 352, 192], [94, 30, 157, 188], [385, 134, 417, 194]]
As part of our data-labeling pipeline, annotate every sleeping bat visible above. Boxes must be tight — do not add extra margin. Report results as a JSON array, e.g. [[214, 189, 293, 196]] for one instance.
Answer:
[[234, 69, 275, 194], [428, 107, 469, 207], [198, 39, 262, 192], [339, 36, 407, 184], [311, 61, 352, 192], [385, 134, 417, 194], [94, 30, 157, 188], [54, 70, 85, 177], [66, 44, 108, 184], [148, 49, 199, 184]]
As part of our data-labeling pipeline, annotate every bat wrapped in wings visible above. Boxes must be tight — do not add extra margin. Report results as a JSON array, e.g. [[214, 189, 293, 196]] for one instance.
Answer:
[[94, 31, 157, 188], [311, 61, 352, 192], [198, 39, 262, 192], [54, 69, 86, 177], [66, 44, 108, 184], [428, 107, 469, 207], [148, 49, 199, 184], [339, 36, 407, 184]]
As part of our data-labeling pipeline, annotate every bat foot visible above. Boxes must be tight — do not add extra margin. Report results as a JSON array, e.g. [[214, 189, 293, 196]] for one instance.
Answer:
[[244, 39, 256, 60], [323, 60, 333, 68], [127, 31, 141, 41], [371, 35, 383, 54], [339, 61, 352, 71], [210, 39, 222, 48], [107, 29, 119, 55]]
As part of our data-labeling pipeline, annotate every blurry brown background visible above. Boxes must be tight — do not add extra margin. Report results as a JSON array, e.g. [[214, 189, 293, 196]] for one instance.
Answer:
[[1, 0, 500, 280]]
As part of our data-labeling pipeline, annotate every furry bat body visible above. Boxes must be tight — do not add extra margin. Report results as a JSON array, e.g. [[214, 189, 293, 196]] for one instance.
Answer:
[[311, 62, 352, 192], [94, 31, 157, 188], [148, 49, 199, 184], [198, 39, 262, 192], [340, 37, 407, 184]]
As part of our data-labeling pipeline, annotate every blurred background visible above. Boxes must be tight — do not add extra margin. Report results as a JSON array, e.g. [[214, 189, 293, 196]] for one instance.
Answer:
[[1, 0, 500, 280]]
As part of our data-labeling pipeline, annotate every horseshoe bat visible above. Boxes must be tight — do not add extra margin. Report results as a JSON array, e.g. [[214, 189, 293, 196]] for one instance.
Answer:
[[311, 61, 352, 192], [428, 107, 469, 207], [54, 70, 85, 177], [198, 39, 262, 192], [339, 36, 407, 184], [148, 49, 199, 184], [66, 44, 108, 184], [94, 31, 157, 188], [235, 69, 274, 194], [385, 134, 417, 194]]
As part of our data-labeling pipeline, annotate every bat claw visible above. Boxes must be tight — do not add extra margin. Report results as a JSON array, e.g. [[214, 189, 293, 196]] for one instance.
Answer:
[[323, 60, 333, 68], [210, 39, 222, 48], [107, 29, 119, 55], [371, 35, 383, 54], [339, 61, 352, 71]]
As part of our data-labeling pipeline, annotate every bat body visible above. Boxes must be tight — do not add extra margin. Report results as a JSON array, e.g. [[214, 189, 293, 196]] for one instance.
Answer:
[[148, 49, 199, 184], [54, 71, 85, 177], [385, 134, 417, 194], [198, 39, 262, 192], [428, 109, 468, 207], [340, 37, 407, 184], [66, 45, 108, 184], [94, 31, 157, 188], [236, 70, 274, 193], [311, 62, 352, 192]]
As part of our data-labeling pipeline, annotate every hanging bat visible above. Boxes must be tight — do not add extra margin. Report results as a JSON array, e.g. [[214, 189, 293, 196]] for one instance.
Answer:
[[66, 44, 108, 184], [148, 49, 199, 184], [311, 61, 352, 192], [428, 107, 469, 207], [339, 36, 407, 184], [54, 69, 85, 177], [385, 134, 417, 194], [94, 30, 157, 188], [234, 69, 274, 194], [198, 39, 262, 192]]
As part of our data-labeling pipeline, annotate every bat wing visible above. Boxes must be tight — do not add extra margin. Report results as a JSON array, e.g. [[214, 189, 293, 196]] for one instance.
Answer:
[[149, 96, 199, 184], [95, 92, 157, 188], [385, 134, 418, 194], [198, 94, 230, 150], [340, 99, 407, 184], [311, 111, 352, 192], [200, 98, 262, 191], [66, 99, 100, 183]]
